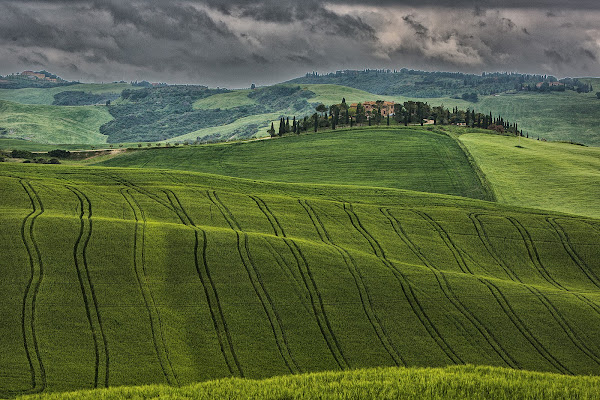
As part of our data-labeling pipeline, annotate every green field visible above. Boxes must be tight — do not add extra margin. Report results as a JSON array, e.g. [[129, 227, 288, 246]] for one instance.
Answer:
[[0, 84, 136, 106], [1, 160, 600, 396], [0, 100, 112, 144], [98, 127, 493, 201], [475, 91, 600, 146], [460, 132, 600, 219], [17, 365, 600, 400]]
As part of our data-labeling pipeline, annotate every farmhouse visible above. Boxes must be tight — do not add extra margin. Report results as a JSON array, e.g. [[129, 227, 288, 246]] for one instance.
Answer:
[[21, 71, 47, 80], [536, 81, 564, 88], [350, 101, 395, 116]]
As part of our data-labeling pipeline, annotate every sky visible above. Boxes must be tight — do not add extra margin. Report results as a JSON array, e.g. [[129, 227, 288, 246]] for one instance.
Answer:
[[1, 0, 600, 88]]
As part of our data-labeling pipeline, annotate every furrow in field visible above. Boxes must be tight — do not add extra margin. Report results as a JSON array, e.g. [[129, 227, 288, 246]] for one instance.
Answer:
[[470, 213, 600, 373], [207, 191, 300, 374], [104, 173, 188, 224], [299, 199, 405, 367], [506, 217, 567, 291], [345, 204, 462, 365], [66, 186, 109, 388], [546, 217, 600, 290], [507, 216, 600, 351], [412, 210, 519, 369], [245, 195, 349, 370], [164, 190, 243, 377], [17, 180, 46, 395], [120, 189, 179, 386]]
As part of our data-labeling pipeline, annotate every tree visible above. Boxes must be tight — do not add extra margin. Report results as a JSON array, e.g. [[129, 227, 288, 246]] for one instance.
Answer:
[[314, 113, 318, 132], [316, 104, 327, 116], [387, 114, 390, 126], [268, 122, 275, 137], [596, 92, 600, 99], [285, 117, 290, 133]]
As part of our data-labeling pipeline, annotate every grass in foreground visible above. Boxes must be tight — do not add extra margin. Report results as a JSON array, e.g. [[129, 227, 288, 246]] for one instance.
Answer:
[[459, 132, 600, 219], [17, 365, 600, 400]]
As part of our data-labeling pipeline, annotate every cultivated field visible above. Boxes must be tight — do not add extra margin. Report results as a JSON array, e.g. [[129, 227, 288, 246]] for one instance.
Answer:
[[460, 132, 600, 219], [1, 162, 600, 396], [0, 100, 111, 144], [98, 127, 494, 201]]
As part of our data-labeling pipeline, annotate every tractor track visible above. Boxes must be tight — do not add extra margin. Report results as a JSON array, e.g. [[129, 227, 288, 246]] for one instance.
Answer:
[[412, 210, 519, 368], [66, 186, 109, 388], [469, 212, 600, 373], [16, 180, 47, 395], [121, 189, 179, 386], [164, 189, 244, 377], [299, 199, 405, 367], [246, 195, 349, 370], [344, 204, 462, 365], [207, 191, 300, 374]]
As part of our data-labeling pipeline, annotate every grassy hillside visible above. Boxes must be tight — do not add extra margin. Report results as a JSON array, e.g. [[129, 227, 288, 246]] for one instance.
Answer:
[[0, 84, 136, 106], [460, 132, 600, 219], [1, 162, 600, 396], [476, 91, 600, 146], [17, 365, 600, 400], [0, 100, 112, 144], [98, 127, 493, 201]]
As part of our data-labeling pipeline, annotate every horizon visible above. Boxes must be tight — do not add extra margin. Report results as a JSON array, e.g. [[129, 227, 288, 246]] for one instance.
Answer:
[[2, 1, 600, 88]]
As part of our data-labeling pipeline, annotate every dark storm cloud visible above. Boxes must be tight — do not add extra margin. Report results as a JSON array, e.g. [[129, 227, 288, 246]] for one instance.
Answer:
[[1, 0, 600, 87]]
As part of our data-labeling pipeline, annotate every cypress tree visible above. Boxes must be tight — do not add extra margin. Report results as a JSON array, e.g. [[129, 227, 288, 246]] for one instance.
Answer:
[[285, 117, 290, 133], [345, 109, 349, 125], [368, 116, 371, 126], [387, 114, 390, 126], [350, 116, 353, 127], [314, 115, 318, 132]]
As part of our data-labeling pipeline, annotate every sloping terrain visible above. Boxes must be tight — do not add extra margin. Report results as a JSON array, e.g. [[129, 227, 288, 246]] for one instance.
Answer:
[[98, 128, 493, 201], [0, 100, 112, 144], [460, 132, 600, 219], [1, 163, 599, 396]]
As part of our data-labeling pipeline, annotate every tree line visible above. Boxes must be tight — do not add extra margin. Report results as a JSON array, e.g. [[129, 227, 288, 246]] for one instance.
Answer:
[[269, 99, 526, 138]]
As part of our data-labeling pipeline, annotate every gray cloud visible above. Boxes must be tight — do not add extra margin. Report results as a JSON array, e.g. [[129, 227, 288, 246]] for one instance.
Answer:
[[1, 1, 600, 87]]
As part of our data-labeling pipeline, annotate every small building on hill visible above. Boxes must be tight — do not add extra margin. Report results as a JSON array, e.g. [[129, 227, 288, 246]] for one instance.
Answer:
[[350, 101, 395, 116]]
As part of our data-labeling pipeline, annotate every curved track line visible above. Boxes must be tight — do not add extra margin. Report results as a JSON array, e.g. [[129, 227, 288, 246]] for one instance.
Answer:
[[344, 204, 462, 365], [121, 189, 179, 386], [207, 191, 300, 374], [248, 195, 350, 370], [470, 213, 600, 373], [66, 186, 109, 388], [17, 180, 47, 395], [163, 188, 244, 377], [299, 199, 405, 367], [546, 217, 600, 290]]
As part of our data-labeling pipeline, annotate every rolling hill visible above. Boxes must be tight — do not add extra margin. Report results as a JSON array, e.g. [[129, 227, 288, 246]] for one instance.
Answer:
[[0, 100, 112, 144], [459, 132, 600, 219], [1, 134, 600, 395], [98, 127, 494, 201]]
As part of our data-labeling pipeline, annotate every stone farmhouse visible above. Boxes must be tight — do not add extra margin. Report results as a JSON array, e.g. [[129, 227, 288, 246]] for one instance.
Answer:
[[21, 71, 58, 82], [350, 101, 395, 117]]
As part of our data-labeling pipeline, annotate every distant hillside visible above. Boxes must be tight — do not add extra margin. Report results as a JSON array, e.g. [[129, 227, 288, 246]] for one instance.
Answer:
[[287, 69, 592, 98], [0, 100, 112, 144]]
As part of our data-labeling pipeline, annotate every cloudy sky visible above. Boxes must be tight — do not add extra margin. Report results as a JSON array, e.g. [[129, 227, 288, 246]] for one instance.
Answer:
[[1, 0, 600, 87]]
